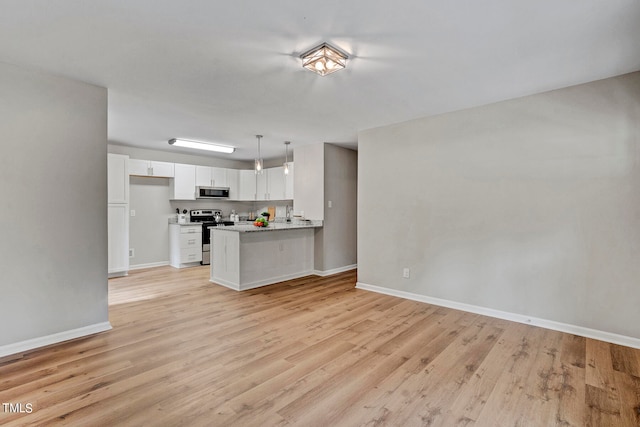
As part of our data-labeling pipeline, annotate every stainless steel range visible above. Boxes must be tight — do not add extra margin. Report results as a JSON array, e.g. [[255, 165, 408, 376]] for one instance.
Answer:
[[189, 209, 233, 265]]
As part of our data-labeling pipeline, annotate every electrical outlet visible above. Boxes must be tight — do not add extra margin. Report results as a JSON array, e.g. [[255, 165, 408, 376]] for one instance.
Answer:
[[129, 248, 135, 258], [130, 209, 136, 217], [328, 200, 333, 208], [402, 268, 410, 279]]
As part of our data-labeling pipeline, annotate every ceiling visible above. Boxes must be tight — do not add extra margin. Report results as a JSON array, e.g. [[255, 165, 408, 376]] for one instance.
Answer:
[[1, 1, 639, 161]]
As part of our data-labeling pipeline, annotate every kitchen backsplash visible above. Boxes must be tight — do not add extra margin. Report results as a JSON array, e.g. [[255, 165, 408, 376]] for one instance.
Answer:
[[169, 199, 292, 220]]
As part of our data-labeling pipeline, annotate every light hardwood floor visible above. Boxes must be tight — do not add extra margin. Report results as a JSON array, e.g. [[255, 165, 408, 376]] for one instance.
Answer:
[[1, 266, 639, 426]]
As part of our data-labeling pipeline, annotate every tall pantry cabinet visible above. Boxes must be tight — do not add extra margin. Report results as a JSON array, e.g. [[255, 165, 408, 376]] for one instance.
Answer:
[[108, 153, 130, 277]]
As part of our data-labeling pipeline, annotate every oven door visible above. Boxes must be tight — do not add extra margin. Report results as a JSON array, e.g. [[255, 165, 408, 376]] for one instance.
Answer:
[[201, 222, 216, 265]]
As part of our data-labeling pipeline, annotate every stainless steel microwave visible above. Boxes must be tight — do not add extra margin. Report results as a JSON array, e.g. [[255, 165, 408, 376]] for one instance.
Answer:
[[196, 186, 230, 199]]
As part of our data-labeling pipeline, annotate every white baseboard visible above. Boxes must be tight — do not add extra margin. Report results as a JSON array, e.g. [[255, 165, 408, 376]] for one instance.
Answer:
[[108, 271, 128, 278], [211, 270, 316, 292], [0, 322, 112, 358], [129, 261, 170, 271], [313, 264, 357, 277], [356, 282, 640, 349]]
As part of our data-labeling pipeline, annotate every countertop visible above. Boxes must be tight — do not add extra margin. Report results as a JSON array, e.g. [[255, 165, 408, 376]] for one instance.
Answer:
[[208, 220, 323, 233], [168, 219, 202, 226]]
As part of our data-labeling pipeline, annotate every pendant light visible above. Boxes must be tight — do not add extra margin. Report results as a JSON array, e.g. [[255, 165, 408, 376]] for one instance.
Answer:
[[254, 134, 263, 174], [283, 141, 291, 175]]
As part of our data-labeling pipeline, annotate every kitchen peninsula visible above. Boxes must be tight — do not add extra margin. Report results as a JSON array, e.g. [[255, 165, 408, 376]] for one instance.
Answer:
[[209, 221, 322, 291]]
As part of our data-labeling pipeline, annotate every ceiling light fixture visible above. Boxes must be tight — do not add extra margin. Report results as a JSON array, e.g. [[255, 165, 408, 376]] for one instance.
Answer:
[[255, 134, 264, 174], [283, 141, 291, 175], [168, 138, 235, 154], [300, 42, 348, 76]]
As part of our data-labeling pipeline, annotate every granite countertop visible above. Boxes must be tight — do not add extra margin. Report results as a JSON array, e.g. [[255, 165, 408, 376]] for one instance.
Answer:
[[208, 220, 323, 233], [168, 219, 202, 226]]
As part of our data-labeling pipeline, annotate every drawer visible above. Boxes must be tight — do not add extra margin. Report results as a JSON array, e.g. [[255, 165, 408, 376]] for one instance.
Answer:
[[180, 246, 202, 264], [180, 233, 202, 249], [180, 225, 202, 234]]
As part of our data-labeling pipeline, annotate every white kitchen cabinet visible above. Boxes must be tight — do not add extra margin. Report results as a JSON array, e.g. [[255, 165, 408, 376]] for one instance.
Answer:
[[129, 159, 174, 177], [227, 168, 240, 200], [195, 165, 212, 187], [128, 159, 149, 176], [108, 153, 130, 277], [169, 223, 202, 268], [108, 153, 129, 204], [170, 163, 196, 200], [108, 204, 129, 276], [195, 166, 229, 187], [239, 169, 257, 200], [256, 171, 268, 201], [255, 167, 288, 201], [285, 162, 294, 200], [268, 166, 286, 200], [212, 167, 228, 187]]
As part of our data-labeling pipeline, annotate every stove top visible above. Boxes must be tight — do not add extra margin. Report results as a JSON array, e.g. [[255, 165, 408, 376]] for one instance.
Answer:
[[190, 209, 222, 223]]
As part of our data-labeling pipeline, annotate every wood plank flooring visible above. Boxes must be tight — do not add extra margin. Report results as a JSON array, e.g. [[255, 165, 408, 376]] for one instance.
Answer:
[[1, 266, 640, 426]]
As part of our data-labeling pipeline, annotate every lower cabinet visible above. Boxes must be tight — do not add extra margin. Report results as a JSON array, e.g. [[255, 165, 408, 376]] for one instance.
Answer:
[[108, 204, 129, 276], [169, 224, 202, 268]]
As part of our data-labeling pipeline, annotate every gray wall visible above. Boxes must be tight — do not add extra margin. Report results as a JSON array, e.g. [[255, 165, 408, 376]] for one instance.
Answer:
[[129, 177, 174, 267], [0, 62, 108, 346], [315, 144, 358, 272], [358, 72, 640, 339], [294, 143, 325, 220]]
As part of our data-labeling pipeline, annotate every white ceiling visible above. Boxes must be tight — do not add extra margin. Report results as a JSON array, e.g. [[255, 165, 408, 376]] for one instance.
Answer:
[[1, 1, 639, 161]]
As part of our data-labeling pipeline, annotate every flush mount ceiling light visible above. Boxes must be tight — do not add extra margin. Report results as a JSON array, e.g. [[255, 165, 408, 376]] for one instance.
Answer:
[[168, 138, 235, 154], [300, 42, 348, 76]]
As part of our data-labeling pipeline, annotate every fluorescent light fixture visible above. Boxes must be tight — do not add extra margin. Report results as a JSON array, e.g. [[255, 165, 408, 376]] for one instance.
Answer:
[[168, 138, 235, 154], [301, 42, 348, 76]]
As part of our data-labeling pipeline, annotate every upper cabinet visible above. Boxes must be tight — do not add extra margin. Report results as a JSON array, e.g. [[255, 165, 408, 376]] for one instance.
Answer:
[[256, 170, 268, 201], [267, 167, 286, 200], [107, 153, 129, 204], [124, 157, 292, 202], [195, 166, 229, 188], [239, 169, 257, 201], [129, 159, 174, 178], [239, 166, 294, 201], [170, 163, 196, 200], [226, 169, 240, 200]]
